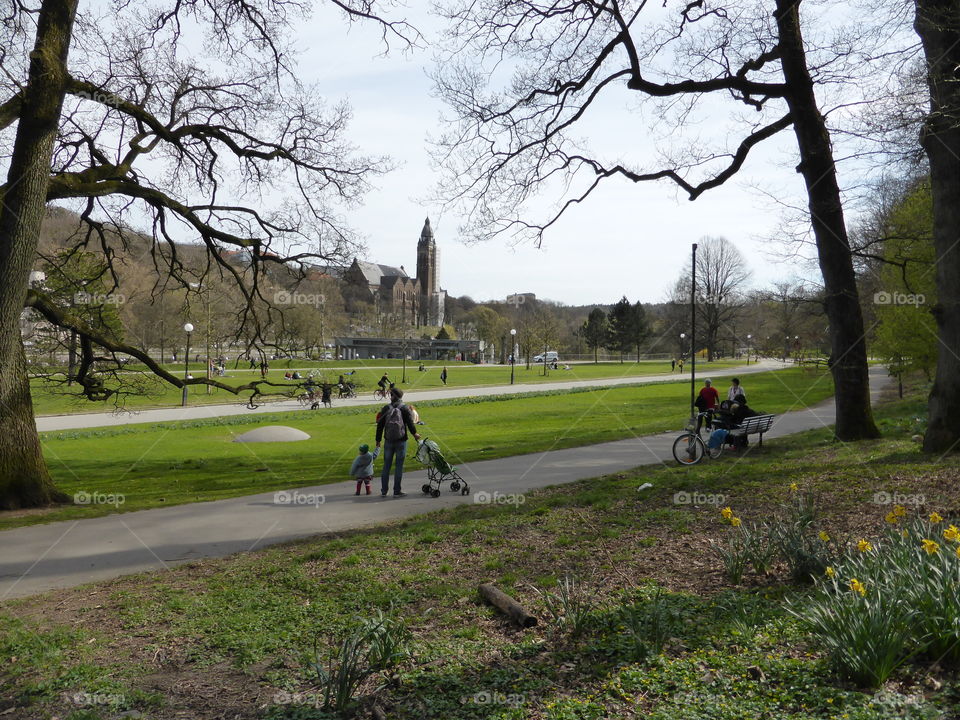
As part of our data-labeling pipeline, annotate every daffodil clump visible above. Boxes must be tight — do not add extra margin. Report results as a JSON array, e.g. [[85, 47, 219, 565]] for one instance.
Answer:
[[711, 506, 770, 583], [711, 487, 838, 585], [796, 511, 960, 687]]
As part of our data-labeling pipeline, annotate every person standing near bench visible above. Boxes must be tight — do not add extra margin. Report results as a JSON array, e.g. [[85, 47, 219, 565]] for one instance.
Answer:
[[698, 379, 720, 410], [375, 387, 421, 497], [727, 377, 744, 403]]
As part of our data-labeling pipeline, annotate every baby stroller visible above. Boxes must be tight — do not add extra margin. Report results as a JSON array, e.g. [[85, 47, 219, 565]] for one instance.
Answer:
[[416, 438, 470, 498]]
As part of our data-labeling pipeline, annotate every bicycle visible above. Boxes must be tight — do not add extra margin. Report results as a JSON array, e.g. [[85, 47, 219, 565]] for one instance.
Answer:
[[372, 387, 388, 401], [672, 411, 725, 465]]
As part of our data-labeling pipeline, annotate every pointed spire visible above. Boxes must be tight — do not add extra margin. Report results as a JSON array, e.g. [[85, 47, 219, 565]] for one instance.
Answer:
[[420, 216, 434, 241]]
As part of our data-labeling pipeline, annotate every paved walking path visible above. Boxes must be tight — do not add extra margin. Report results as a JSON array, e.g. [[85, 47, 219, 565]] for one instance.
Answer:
[[36, 360, 783, 431], [0, 366, 886, 601]]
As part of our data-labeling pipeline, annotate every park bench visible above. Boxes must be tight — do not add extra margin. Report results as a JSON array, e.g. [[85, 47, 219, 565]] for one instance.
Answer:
[[726, 414, 776, 447]]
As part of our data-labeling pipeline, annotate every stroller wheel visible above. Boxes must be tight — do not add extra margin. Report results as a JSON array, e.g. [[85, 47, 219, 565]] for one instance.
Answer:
[[461, 487, 470, 496], [421, 484, 431, 494], [430, 488, 441, 498], [450, 481, 460, 492]]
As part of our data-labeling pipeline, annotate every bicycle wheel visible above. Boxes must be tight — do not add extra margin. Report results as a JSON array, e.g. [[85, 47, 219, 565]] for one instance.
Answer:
[[672, 433, 705, 465]]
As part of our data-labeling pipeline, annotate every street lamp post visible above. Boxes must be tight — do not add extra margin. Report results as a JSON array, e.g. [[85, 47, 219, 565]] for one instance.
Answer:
[[746, 334, 752, 365], [510, 328, 517, 384], [689, 242, 698, 422], [182, 322, 194, 407]]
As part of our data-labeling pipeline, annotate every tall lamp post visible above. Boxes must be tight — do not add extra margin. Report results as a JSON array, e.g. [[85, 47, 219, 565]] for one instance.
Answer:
[[689, 242, 698, 422], [182, 322, 194, 407], [746, 334, 752, 365], [510, 328, 517, 384]]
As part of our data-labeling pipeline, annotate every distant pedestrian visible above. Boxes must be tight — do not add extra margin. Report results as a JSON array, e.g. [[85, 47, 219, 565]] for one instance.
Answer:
[[350, 444, 380, 496], [671, 358, 676, 372], [440, 366, 448, 385], [375, 387, 421, 497]]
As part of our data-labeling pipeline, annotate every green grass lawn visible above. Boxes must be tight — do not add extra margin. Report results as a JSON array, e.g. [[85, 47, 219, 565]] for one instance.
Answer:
[[1, 378, 956, 720], [14, 368, 834, 531], [27, 358, 743, 416]]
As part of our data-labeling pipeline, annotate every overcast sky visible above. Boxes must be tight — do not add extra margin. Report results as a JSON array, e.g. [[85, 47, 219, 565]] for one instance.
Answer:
[[295, 4, 859, 306]]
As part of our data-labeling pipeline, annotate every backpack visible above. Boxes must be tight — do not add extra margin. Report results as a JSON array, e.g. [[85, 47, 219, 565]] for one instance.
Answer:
[[383, 403, 406, 441]]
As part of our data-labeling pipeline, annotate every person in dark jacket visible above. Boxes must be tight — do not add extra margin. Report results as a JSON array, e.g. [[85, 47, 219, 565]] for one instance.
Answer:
[[375, 387, 421, 497]]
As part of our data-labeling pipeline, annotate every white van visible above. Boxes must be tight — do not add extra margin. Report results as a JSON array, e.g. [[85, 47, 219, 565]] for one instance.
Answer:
[[533, 351, 559, 363]]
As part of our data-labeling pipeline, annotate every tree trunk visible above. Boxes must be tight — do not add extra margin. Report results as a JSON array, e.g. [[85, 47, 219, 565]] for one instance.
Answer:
[[915, 0, 960, 454], [0, 0, 78, 509], [774, 0, 879, 440]]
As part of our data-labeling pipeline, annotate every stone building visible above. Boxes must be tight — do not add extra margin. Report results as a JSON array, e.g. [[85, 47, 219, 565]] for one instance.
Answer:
[[343, 218, 447, 327]]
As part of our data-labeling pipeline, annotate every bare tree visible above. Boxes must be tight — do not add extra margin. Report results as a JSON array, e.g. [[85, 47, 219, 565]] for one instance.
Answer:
[[0, 0, 416, 509], [433, 0, 887, 440], [669, 237, 751, 362]]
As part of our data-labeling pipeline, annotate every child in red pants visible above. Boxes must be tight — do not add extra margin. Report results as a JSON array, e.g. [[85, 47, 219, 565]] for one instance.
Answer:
[[349, 444, 380, 495]]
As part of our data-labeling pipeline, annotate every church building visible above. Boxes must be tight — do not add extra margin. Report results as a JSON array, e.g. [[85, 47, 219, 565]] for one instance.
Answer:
[[342, 218, 447, 327]]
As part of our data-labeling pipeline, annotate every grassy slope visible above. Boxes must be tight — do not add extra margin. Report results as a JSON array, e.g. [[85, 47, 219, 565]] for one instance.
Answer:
[[14, 369, 834, 530], [28, 359, 740, 416], [1, 379, 957, 719]]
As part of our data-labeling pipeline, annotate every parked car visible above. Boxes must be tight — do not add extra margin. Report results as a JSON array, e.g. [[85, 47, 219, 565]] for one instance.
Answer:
[[533, 351, 559, 363]]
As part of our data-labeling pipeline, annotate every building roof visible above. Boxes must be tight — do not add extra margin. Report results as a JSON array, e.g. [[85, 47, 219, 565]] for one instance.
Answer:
[[351, 259, 408, 286]]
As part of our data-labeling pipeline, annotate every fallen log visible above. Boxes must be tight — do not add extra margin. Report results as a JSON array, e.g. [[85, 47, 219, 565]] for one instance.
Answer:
[[478, 583, 538, 628]]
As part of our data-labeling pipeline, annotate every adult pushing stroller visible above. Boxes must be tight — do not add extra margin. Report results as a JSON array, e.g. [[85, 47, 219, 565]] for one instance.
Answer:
[[416, 438, 470, 498]]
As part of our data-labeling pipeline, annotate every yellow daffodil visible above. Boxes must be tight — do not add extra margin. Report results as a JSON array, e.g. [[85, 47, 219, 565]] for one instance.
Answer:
[[893, 505, 907, 518], [731, 517, 742, 527], [789, 483, 799, 492], [818, 530, 830, 542], [902, 529, 909, 539], [956, 545, 960, 559], [720, 507, 733, 520], [947, 525, 960, 542], [885, 511, 899, 524], [857, 539, 873, 553], [849, 578, 866, 597], [930, 512, 944, 524], [921, 539, 940, 555], [825, 566, 835, 578]]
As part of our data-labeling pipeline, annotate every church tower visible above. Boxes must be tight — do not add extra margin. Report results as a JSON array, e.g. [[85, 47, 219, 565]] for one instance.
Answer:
[[417, 218, 437, 295], [416, 217, 444, 326]]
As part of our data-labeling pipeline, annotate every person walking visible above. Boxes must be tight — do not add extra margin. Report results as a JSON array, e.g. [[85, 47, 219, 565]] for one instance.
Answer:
[[671, 358, 676, 372], [440, 366, 448, 385], [375, 387, 421, 497]]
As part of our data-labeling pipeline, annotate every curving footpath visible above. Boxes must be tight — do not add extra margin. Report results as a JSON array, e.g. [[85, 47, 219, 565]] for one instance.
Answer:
[[35, 360, 785, 432], [0, 365, 884, 601]]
